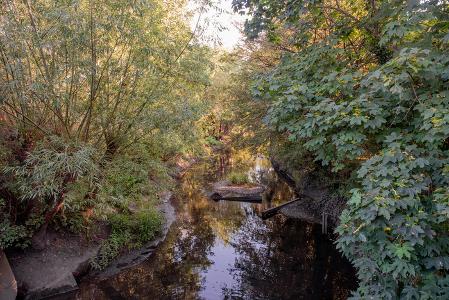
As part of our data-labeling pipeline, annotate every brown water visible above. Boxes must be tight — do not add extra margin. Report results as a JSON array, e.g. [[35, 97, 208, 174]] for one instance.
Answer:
[[75, 153, 357, 300]]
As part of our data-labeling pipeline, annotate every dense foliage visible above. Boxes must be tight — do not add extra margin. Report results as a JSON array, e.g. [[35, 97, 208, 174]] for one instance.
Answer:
[[1, 0, 448, 295], [92, 209, 162, 269], [233, 0, 449, 298], [0, 0, 212, 252]]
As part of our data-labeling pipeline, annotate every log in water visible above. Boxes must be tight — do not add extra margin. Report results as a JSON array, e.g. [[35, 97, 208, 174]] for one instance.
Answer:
[[261, 198, 300, 219], [210, 192, 262, 203], [74, 154, 357, 300]]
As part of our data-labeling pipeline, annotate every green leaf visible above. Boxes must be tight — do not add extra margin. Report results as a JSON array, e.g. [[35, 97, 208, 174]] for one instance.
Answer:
[[395, 244, 413, 260]]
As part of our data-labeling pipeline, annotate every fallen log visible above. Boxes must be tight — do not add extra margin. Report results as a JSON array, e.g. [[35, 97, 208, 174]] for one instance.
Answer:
[[207, 182, 265, 203], [261, 198, 300, 220], [210, 192, 262, 203]]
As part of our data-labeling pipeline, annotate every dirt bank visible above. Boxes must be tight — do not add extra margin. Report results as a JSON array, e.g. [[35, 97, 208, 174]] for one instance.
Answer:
[[271, 158, 347, 227], [6, 157, 195, 300], [7, 194, 176, 300], [7, 227, 104, 299]]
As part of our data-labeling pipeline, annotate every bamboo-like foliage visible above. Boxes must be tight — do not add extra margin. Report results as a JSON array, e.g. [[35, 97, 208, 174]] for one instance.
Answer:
[[0, 0, 213, 249]]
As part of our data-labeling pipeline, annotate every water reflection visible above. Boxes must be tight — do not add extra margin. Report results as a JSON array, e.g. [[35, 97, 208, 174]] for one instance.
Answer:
[[224, 215, 357, 299], [76, 153, 357, 300]]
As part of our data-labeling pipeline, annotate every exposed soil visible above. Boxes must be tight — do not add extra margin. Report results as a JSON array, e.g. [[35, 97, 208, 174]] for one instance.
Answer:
[[7, 225, 107, 299], [7, 196, 176, 300], [271, 158, 347, 227]]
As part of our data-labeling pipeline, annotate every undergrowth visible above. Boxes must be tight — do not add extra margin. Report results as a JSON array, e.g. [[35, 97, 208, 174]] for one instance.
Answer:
[[91, 209, 163, 270], [227, 171, 249, 185]]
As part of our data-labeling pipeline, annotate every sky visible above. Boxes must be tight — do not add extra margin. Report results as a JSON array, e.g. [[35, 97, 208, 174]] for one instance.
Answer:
[[189, 0, 248, 50]]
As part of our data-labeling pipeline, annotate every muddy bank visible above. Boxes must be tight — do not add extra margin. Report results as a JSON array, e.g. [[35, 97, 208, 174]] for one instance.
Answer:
[[7, 228, 103, 300], [7, 195, 175, 300], [6, 158, 195, 300], [271, 158, 347, 227]]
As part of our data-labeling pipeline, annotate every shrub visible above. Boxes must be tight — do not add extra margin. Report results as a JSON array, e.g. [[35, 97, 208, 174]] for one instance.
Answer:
[[0, 219, 30, 249], [134, 210, 162, 244], [91, 231, 131, 270], [101, 158, 148, 199], [227, 171, 249, 185], [91, 210, 162, 270], [97, 154, 173, 216], [6, 137, 99, 201], [205, 136, 223, 147]]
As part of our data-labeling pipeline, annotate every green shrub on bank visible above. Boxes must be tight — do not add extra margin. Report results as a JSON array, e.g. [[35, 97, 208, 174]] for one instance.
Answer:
[[103, 158, 149, 199], [96, 150, 173, 212], [205, 136, 223, 147], [91, 210, 163, 270], [134, 211, 163, 243], [0, 219, 30, 249], [227, 172, 249, 185], [6, 137, 99, 202], [2, 137, 100, 242]]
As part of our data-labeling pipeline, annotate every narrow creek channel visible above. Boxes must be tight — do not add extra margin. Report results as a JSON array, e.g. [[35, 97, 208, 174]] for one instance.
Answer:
[[76, 153, 357, 299]]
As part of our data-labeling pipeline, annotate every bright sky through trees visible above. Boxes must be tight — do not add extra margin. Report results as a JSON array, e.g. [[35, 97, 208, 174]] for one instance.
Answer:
[[189, 0, 247, 50]]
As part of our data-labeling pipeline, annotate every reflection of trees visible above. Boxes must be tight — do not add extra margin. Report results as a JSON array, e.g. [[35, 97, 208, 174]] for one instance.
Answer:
[[77, 153, 356, 300], [181, 161, 247, 245], [77, 157, 247, 300], [225, 216, 357, 300], [207, 150, 232, 179], [77, 198, 217, 300]]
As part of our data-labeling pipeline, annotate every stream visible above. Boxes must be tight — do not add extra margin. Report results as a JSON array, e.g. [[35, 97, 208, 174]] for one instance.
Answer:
[[75, 153, 357, 299]]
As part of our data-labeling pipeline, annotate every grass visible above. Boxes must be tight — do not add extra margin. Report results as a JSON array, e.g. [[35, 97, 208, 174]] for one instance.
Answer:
[[227, 171, 250, 185]]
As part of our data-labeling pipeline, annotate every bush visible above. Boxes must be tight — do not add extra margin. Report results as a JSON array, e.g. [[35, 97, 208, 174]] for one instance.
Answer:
[[109, 210, 162, 246], [134, 210, 163, 244], [91, 231, 131, 270], [102, 158, 148, 199], [0, 219, 30, 249], [96, 154, 173, 217], [91, 210, 163, 270], [227, 171, 249, 185], [6, 137, 99, 202], [205, 136, 223, 147]]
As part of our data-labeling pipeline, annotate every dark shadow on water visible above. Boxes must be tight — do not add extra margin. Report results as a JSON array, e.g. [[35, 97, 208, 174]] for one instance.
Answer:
[[75, 153, 357, 300]]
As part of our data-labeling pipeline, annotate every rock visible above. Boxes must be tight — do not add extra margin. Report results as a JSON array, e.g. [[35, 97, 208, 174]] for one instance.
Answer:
[[31, 224, 49, 250], [8, 228, 102, 300], [27, 273, 78, 300]]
